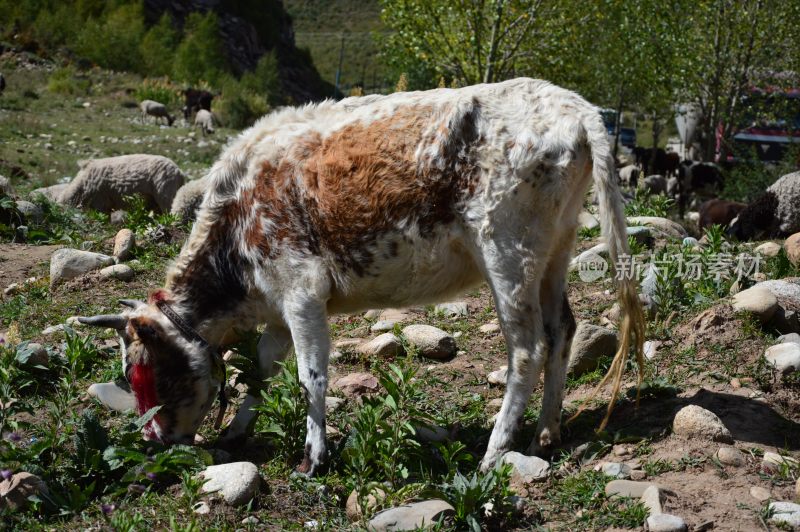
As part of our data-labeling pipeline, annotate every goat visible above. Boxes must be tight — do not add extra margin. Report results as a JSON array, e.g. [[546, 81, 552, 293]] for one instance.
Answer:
[[182, 88, 214, 121], [78, 78, 645, 476], [140, 100, 175, 126], [728, 171, 800, 240], [698, 199, 746, 230]]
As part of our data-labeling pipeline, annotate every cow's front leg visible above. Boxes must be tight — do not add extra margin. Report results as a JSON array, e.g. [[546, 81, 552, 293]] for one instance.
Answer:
[[222, 324, 292, 442], [285, 297, 330, 477]]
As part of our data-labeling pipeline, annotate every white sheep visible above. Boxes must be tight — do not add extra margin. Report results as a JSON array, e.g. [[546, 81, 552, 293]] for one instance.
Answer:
[[194, 109, 215, 136], [59, 154, 185, 213], [140, 100, 175, 126], [170, 174, 210, 222]]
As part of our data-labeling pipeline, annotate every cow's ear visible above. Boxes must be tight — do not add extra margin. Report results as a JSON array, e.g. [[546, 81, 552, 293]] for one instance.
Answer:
[[129, 316, 162, 344], [147, 289, 171, 305]]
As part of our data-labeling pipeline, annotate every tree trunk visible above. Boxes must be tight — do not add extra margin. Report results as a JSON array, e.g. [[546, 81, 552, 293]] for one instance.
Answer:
[[612, 83, 624, 160], [483, 0, 505, 84]]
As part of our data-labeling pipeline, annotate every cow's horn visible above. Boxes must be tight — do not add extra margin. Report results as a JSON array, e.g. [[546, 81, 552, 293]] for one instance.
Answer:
[[77, 314, 128, 330], [119, 299, 146, 309]]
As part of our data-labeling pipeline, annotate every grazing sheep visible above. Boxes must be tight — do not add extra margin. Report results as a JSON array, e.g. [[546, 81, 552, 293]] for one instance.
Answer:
[[728, 171, 800, 240], [618, 164, 640, 188], [140, 100, 175, 126], [170, 175, 210, 222], [698, 198, 746, 230], [60, 154, 185, 213], [194, 109, 215, 136]]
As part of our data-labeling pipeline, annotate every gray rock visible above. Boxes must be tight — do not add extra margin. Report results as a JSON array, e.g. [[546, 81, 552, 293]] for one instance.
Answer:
[[402, 325, 457, 360], [605, 480, 658, 498], [42, 324, 65, 335], [16, 342, 48, 367], [371, 320, 399, 333], [357, 334, 405, 358], [627, 216, 687, 238], [50, 248, 114, 287], [570, 243, 610, 270], [764, 342, 800, 374], [778, 333, 800, 345], [88, 382, 136, 412], [241, 516, 259, 525], [731, 286, 778, 322], [768, 501, 800, 528], [110, 210, 128, 225], [434, 301, 468, 317], [368, 500, 455, 531], [567, 322, 618, 377], [0, 472, 49, 511], [682, 237, 699, 247], [501, 452, 550, 483], [479, 323, 501, 334], [715, 446, 745, 467], [755, 279, 800, 306], [15, 200, 43, 224], [192, 501, 210, 514], [579, 211, 599, 230], [331, 372, 380, 397], [346, 487, 386, 521], [325, 396, 345, 414], [627, 226, 654, 247], [762, 452, 799, 473], [113, 228, 135, 260], [488, 366, 507, 385], [755, 241, 782, 257], [100, 264, 134, 282], [672, 405, 733, 443], [600, 462, 632, 479], [749, 486, 771, 502], [199, 462, 260, 506], [646, 513, 687, 532], [641, 485, 663, 516], [415, 424, 450, 443]]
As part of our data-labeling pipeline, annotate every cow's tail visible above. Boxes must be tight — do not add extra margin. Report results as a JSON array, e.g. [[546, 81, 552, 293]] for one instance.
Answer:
[[568, 112, 646, 431]]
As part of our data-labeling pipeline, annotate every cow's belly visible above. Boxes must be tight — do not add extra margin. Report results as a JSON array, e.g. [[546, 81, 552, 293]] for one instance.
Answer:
[[326, 224, 485, 315]]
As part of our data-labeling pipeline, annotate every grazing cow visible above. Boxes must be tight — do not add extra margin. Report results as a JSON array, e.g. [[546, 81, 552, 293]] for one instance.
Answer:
[[78, 78, 644, 475], [698, 199, 746, 230], [182, 88, 214, 121]]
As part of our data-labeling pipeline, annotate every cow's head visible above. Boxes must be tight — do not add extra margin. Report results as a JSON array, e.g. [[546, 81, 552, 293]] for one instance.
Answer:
[[79, 291, 226, 444]]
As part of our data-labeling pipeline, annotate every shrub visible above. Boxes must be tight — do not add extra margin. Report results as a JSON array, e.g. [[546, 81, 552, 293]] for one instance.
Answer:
[[134, 78, 180, 108], [74, 3, 145, 72], [47, 65, 91, 95], [215, 76, 270, 129], [138, 14, 179, 77], [173, 11, 227, 86]]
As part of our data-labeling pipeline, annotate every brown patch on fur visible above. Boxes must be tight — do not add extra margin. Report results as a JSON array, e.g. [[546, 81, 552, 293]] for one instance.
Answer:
[[243, 107, 482, 274], [296, 443, 313, 474]]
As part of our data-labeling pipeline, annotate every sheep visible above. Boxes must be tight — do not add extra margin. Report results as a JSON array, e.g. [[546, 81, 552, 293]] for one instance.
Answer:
[[140, 100, 175, 126], [170, 175, 210, 222], [642, 174, 667, 195], [728, 171, 800, 240], [194, 109, 215, 136], [698, 198, 746, 230], [59, 154, 185, 213]]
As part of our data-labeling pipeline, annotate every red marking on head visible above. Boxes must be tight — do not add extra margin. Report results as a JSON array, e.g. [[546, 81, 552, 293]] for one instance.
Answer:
[[147, 289, 170, 305], [130, 363, 160, 427]]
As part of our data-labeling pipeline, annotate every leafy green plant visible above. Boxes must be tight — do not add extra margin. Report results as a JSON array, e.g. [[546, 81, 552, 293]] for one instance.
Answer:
[[426, 464, 514, 531], [134, 78, 180, 108], [253, 359, 307, 461], [47, 66, 91, 95], [624, 189, 673, 218]]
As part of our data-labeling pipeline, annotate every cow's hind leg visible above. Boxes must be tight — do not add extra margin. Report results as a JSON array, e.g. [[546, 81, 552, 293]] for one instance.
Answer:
[[479, 244, 548, 472], [284, 296, 330, 477], [222, 324, 292, 441]]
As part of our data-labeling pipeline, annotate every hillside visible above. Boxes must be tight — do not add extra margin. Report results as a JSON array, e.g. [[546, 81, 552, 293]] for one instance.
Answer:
[[284, 0, 390, 94]]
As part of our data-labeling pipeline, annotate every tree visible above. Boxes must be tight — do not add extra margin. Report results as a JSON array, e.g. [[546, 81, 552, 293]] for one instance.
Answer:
[[681, 0, 800, 161], [139, 13, 179, 77], [173, 11, 228, 86], [380, 0, 561, 87]]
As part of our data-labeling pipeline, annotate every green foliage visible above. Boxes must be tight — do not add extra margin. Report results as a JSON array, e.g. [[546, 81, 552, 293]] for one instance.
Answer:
[[134, 78, 181, 108], [173, 12, 227, 86], [624, 189, 673, 218], [123, 194, 177, 232], [215, 53, 281, 129], [47, 66, 91, 95], [139, 14, 179, 77], [74, 2, 145, 72], [253, 359, 307, 461], [426, 464, 514, 532]]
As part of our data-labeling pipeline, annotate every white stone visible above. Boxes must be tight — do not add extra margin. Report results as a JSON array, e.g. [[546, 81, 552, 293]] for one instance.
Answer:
[[325, 396, 345, 414], [600, 462, 632, 479], [646, 513, 687, 532], [479, 323, 501, 334], [762, 452, 799, 473], [627, 216, 688, 238], [568, 322, 618, 376], [641, 485, 663, 516], [15, 200, 43, 224], [401, 325, 457, 360], [764, 343, 800, 374], [50, 249, 114, 287], [357, 333, 405, 358], [570, 242, 609, 270], [778, 333, 800, 345], [371, 320, 398, 332], [434, 301, 468, 317], [199, 462, 260, 506], [88, 382, 136, 412], [750, 486, 771, 502], [605, 480, 658, 498], [756, 280, 800, 306], [488, 366, 508, 385], [100, 264, 134, 281], [644, 340, 660, 360], [755, 241, 782, 257], [672, 405, 733, 443], [113, 228, 135, 260], [768, 501, 800, 528], [579, 211, 599, 230], [501, 452, 550, 483], [731, 286, 779, 322], [368, 500, 455, 531], [192, 501, 210, 515]]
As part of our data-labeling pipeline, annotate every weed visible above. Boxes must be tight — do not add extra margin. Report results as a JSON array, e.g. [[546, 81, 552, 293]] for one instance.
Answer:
[[134, 78, 181, 107], [47, 66, 91, 95], [253, 359, 307, 462], [624, 189, 673, 218], [643, 458, 673, 476]]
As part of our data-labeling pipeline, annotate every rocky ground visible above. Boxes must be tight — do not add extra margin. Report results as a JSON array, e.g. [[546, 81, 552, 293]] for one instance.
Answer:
[[1, 55, 799, 531]]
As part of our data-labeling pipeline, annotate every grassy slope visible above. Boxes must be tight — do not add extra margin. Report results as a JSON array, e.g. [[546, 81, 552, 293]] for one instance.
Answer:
[[0, 59, 799, 530], [284, 0, 390, 94]]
